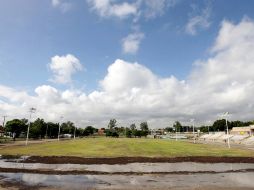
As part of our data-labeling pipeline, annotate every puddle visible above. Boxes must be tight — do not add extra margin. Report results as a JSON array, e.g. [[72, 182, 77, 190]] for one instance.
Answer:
[[0, 172, 254, 189], [1, 157, 254, 189]]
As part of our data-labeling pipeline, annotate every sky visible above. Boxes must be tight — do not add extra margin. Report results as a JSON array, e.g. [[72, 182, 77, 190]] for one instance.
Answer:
[[1, 0, 254, 128]]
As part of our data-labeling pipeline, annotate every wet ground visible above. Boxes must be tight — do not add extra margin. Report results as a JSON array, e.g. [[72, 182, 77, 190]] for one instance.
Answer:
[[0, 156, 254, 189], [1, 172, 254, 190]]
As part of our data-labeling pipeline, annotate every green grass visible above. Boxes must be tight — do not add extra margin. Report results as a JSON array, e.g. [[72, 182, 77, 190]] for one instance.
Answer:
[[0, 138, 253, 157]]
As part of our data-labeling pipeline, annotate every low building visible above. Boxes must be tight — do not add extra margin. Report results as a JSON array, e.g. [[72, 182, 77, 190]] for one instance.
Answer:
[[98, 128, 105, 136], [230, 125, 254, 136]]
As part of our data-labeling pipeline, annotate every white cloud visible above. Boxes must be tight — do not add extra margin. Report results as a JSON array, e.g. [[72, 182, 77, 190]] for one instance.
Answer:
[[185, 4, 212, 35], [49, 54, 83, 84], [87, 0, 137, 19], [140, 0, 177, 19], [1, 18, 254, 128], [52, 0, 60, 7], [122, 32, 144, 54], [51, 0, 72, 13], [87, 0, 177, 20]]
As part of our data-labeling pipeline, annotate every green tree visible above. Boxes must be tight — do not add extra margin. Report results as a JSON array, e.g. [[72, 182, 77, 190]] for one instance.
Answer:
[[212, 119, 227, 131], [140, 122, 149, 131], [130, 123, 136, 131], [133, 130, 142, 138], [47, 122, 59, 138], [30, 118, 46, 138], [164, 127, 173, 132], [61, 121, 75, 134], [173, 121, 183, 132], [108, 119, 117, 130], [125, 128, 132, 138], [5, 119, 27, 137], [83, 126, 96, 136]]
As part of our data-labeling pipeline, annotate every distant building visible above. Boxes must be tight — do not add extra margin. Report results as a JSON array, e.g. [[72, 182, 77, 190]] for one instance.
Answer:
[[230, 125, 254, 136], [98, 128, 105, 135]]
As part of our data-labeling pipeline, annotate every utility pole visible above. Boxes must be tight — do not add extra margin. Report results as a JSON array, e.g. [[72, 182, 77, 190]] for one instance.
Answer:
[[58, 116, 64, 141], [191, 119, 195, 144], [45, 123, 48, 140], [74, 126, 76, 139], [26, 108, 36, 146], [2, 116, 7, 128], [223, 112, 230, 149]]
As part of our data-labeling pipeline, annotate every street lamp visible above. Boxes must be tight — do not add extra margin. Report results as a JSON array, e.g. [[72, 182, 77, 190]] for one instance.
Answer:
[[190, 119, 195, 144], [58, 116, 64, 141], [174, 122, 178, 141], [26, 107, 36, 146], [223, 112, 230, 149], [74, 124, 76, 139]]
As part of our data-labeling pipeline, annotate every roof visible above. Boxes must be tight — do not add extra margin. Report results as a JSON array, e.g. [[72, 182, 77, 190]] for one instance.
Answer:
[[231, 127, 252, 132]]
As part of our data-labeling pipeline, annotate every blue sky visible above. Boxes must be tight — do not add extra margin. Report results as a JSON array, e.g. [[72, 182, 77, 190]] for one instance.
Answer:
[[1, 0, 254, 127]]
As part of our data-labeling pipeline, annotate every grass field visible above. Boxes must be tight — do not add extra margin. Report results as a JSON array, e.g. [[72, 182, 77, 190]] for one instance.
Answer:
[[0, 138, 253, 157]]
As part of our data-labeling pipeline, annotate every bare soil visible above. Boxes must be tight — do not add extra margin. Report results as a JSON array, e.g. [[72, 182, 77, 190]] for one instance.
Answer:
[[0, 167, 254, 175], [20, 156, 254, 165]]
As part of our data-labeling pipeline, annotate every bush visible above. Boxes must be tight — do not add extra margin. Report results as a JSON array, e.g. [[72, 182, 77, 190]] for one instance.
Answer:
[[105, 130, 119, 138]]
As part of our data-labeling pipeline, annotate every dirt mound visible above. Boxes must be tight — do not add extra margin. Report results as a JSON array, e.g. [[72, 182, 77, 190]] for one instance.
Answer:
[[20, 156, 254, 165]]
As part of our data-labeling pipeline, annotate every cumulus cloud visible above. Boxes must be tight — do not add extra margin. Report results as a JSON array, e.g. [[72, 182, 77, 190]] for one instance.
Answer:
[[122, 32, 144, 54], [87, 0, 137, 19], [49, 54, 83, 84], [87, 0, 177, 20], [185, 3, 212, 35], [51, 0, 72, 13], [139, 0, 177, 19], [1, 18, 254, 128]]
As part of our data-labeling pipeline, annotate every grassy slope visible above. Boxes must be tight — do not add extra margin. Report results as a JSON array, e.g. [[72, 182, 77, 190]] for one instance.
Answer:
[[0, 138, 253, 157]]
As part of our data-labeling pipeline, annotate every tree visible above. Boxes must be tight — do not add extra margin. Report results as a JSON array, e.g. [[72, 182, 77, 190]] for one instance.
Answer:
[[199, 125, 210, 133], [140, 122, 149, 131], [108, 119, 117, 130], [130, 123, 136, 131], [173, 121, 183, 132], [133, 130, 142, 138], [30, 118, 46, 138], [164, 127, 173, 132], [47, 122, 59, 138], [61, 121, 75, 134], [5, 119, 27, 137], [83, 126, 96, 136], [212, 119, 227, 131], [125, 128, 132, 138]]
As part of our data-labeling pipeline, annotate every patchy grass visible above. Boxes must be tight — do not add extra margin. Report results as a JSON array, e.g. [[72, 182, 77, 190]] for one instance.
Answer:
[[0, 138, 253, 157]]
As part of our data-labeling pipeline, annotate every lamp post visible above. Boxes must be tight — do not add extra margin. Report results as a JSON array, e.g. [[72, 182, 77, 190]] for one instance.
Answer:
[[190, 119, 195, 144], [174, 122, 178, 141], [2, 116, 7, 128], [26, 108, 36, 146], [45, 123, 48, 140], [58, 116, 64, 141], [74, 125, 76, 139], [223, 112, 230, 149]]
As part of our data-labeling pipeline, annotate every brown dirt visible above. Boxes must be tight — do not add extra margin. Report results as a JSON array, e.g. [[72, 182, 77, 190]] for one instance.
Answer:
[[0, 167, 253, 176], [20, 156, 254, 165]]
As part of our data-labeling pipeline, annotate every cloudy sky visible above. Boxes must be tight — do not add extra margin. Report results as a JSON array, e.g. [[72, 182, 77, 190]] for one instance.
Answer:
[[1, 0, 254, 128]]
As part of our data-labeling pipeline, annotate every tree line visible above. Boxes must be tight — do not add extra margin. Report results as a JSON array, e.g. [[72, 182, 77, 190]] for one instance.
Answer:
[[2, 118, 254, 139], [105, 119, 150, 138], [3, 118, 98, 139], [168, 120, 254, 133]]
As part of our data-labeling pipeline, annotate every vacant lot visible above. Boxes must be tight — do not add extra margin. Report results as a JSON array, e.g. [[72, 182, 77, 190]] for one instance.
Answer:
[[0, 138, 253, 157]]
